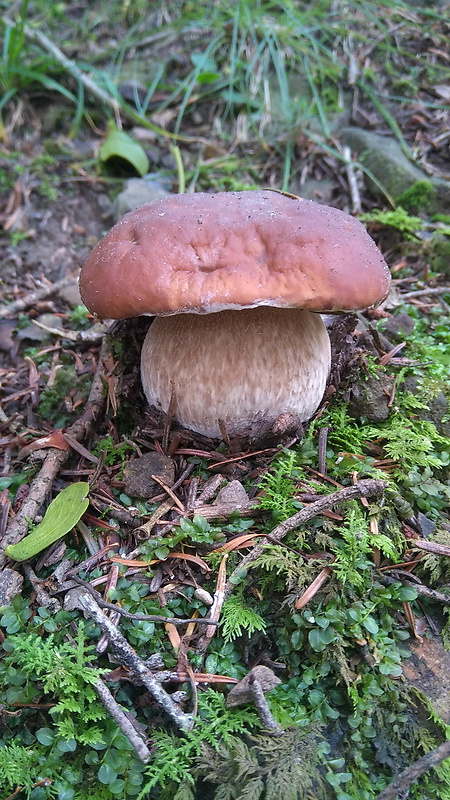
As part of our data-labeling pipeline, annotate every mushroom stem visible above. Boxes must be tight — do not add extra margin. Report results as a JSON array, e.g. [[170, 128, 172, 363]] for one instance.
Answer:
[[140, 307, 331, 439]]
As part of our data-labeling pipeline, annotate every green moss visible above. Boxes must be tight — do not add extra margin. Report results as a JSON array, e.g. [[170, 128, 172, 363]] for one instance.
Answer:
[[427, 236, 450, 277], [395, 180, 435, 213]]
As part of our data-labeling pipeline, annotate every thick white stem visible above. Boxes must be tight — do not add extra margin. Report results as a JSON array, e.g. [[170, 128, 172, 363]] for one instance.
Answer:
[[141, 307, 331, 439]]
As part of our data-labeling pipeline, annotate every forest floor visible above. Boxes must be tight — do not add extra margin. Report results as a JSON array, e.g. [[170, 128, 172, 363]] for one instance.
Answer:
[[1, 2, 450, 800]]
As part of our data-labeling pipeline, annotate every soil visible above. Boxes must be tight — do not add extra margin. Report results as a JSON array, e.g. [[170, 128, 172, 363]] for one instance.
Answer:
[[0, 168, 104, 289]]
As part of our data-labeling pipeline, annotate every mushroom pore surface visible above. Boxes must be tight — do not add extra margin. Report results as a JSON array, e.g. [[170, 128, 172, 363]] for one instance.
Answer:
[[140, 306, 331, 439]]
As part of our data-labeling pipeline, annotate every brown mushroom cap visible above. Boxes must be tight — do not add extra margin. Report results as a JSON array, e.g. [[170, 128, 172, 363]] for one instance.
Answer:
[[79, 190, 390, 320]]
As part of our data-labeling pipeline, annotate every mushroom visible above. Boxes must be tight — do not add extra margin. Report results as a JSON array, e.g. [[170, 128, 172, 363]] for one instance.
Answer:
[[79, 190, 390, 439]]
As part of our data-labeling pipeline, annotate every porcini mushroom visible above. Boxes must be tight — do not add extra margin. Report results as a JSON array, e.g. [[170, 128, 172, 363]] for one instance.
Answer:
[[79, 190, 390, 439]]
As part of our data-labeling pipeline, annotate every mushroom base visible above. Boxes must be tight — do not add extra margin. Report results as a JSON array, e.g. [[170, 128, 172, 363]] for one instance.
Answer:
[[140, 307, 331, 440]]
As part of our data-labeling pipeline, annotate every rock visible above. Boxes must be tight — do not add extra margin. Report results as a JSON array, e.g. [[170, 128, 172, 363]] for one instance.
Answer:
[[123, 451, 175, 499], [110, 175, 172, 223], [0, 320, 16, 354], [293, 178, 334, 205], [226, 666, 281, 708], [381, 312, 415, 341], [339, 127, 450, 214], [194, 586, 214, 606], [15, 313, 64, 342], [348, 371, 391, 423], [57, 278, 83, 308], [415, 512, 435, 539], [214, 480, 249, 507]]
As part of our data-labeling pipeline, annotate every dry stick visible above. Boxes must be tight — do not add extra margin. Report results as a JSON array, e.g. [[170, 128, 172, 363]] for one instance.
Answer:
[[374, 739, 450, 800], [378, 573, 450, 604], [342, 145, 362, 214], [77, 592, 193, 731], [71, 575, 217, 626], [93, 678, 151, 763], [249, 675, 282, 736], [400, 286, 450, 300], [0, 338, 109, 566], [0, 277, 74, 319], [224, 479, 386, 597], [22, 564, 61, 614], [30, 318, 109, 344], [197, 553, 228, 652], [317, 426, 329, 476]]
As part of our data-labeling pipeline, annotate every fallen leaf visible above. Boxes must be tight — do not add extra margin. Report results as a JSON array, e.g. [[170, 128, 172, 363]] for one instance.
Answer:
[[111, 552, 211, 572], [294, 566, 332, 609], [5, 482, 90, 561], [99, 122, 149, 176]]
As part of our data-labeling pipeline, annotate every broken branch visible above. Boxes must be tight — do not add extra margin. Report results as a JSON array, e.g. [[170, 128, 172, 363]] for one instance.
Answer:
[[224, 479, 386, 596], [77, 592, 194, 731]]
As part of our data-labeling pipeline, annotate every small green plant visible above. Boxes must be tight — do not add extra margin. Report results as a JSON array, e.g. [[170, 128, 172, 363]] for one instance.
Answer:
[[359, 207, 423, 236], [331, 505, 398, 589], [38, 364, 92, 428], [257, 449, 300, 521], [0, 741, 37, 798], [139, 514, 225, 561], [395, 180, 434, 213], [92, 435, 135, 469], [68, 304, 92, 329], [138, 689, 260, 798], [3, 624, 106, 744], [220, 588, 266, 642], [9, 229, 30, 245]]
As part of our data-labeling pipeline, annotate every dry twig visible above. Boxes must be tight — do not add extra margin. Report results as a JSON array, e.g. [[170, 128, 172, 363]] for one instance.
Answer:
[[93, 678, 151, 762], [378, 573, 450, 604], [342, 145, 362, 213], [71, 575, 217, 626], [0, 277, 74, 318], [249, 674, 282, 735], [30, 318, 108, 344], [374, 739, 450, 800], [224, 479, 386, 597], [400, 287, 450, 300], [197, 553, 228, 652], [77, 592, 194, 731]]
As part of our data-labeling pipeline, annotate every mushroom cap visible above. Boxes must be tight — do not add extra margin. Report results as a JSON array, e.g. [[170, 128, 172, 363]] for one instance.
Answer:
[[79, 190, 390, 320]]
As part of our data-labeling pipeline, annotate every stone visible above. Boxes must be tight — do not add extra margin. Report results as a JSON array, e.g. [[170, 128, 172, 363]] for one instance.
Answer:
[[294, 178, 334, 205], [214, 480, 249, 507], [123, 451, 175, 499], [402, 634, 450, 723], [15, 313, 64, 342], [348, 371, 391, 423], [381, 312, 415, 341], [339, 127, 450, 214], [226, 666, 281, 708], [57, 278, 83, 308], [110, 175, 171, 223]]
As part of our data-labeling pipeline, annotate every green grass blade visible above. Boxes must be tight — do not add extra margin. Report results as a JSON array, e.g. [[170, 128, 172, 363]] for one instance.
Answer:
[[357, 80, 415, 161]]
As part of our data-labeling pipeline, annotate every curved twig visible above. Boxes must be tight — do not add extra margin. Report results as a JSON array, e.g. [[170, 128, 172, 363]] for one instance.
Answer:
[[374, 739, 450, 800], [224, 478, 386, 597]]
